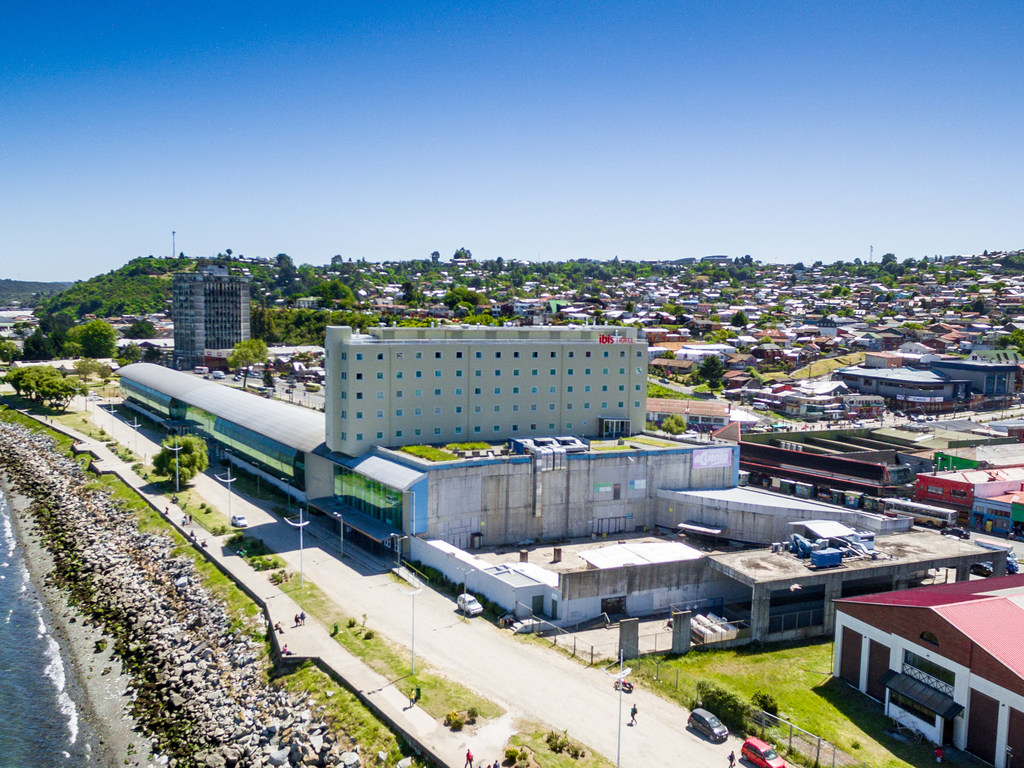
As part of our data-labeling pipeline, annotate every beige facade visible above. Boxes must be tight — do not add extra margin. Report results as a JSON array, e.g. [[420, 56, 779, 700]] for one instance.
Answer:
[[325, 325, 648, 456]]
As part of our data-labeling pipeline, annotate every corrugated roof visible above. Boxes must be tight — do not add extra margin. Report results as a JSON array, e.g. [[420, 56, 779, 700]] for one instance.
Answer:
[[838, 573, 1024, 608], [119, 363, 325, 453], [578, 541, 702, 569], [343, 455, 424, 491], [935, 595, 1024, 679]]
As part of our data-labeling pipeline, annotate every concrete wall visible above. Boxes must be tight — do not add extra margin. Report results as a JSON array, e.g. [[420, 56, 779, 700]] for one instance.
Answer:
[[305, 452, 336, 500], [418, 445, 738, 548]]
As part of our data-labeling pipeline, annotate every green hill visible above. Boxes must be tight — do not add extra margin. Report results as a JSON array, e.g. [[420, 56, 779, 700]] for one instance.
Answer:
[[0, 278, 72, 308], [37, 256, 184, 318]]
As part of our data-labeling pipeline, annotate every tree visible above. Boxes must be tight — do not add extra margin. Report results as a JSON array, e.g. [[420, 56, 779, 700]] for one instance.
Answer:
[[153, 434, 209, 487], [263, 368, 275, 389], [698, 355, 725, 388], [228, 338, 268, 388], [118, 343, 142, 365], [123, 319, 156, 339], [660, 414, 687, 434], [73, 358, 106, 381], [68, 319, 117, 358], [0, 339, 18, 364], [731, 310, 748, 328]]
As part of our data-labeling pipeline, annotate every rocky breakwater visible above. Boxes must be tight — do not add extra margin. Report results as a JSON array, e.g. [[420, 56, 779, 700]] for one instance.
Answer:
[[0, 422, 355, 768]]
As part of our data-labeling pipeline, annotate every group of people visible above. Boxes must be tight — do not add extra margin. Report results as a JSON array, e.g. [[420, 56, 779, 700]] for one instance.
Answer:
[[294, 611, 306, 626]]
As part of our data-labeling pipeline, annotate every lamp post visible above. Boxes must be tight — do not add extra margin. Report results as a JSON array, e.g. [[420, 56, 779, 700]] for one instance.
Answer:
[[103, 401, 117, 432], [216, 465, 236, 522], [167, 437, 183, 494], [395, 566, 423, 674], [284, 497, 309, 588], [605, 651, 632, 768], [126, 416, 141, 460], [337, 512, 345, 558]]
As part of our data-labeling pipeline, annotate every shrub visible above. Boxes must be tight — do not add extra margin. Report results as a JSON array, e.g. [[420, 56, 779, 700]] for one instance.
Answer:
[[467, 706, 478, 723], [347, 617, 357, 628], [751, 690, 779, 717], [363, 630, 375, 640], [504, 749, 520, 763], [545, 731, 569, 753], [444, 711, 465, 731], [696, 679, 748, 729]]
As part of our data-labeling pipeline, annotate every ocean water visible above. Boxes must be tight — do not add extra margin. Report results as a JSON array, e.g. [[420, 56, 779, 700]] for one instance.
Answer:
[[0, 488, 102, 766]]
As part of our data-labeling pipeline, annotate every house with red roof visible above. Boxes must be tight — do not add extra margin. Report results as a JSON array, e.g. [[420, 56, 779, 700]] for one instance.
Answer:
[[834, 575, 1024, 765]]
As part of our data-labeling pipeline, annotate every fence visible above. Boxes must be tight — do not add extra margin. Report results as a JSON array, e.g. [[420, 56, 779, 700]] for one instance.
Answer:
[[753, 710, 863, 768]]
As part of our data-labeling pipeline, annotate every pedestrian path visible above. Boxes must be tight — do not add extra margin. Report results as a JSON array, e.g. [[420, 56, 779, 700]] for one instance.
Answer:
[[38, 406, 502, 768]]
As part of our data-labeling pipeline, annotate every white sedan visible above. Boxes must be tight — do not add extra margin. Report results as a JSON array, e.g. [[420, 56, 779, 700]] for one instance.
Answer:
[[457, 593, 483, 616], [230, 514, 249, 528]]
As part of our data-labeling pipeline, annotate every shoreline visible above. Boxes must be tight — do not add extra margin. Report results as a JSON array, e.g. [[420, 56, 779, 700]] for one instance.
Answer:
[[0, 472, 150, 768]]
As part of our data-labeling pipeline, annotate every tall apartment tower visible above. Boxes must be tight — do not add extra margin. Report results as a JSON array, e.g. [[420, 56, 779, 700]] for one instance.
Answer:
[[172, 266, 251, 370]]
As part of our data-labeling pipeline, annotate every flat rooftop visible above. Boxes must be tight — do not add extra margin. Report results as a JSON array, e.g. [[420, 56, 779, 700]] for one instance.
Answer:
[[472, 531, 702, 574], [710, 530, 995, 585]]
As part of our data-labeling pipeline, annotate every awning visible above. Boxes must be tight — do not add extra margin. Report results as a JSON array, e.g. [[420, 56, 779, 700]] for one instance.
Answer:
[[308, 497, 402, 543], [677, 521, 725, 536], [880, 670, 964, 720]]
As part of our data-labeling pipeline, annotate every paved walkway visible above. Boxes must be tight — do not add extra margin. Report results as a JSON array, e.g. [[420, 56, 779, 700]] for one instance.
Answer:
[[50, 397, 750, 768]]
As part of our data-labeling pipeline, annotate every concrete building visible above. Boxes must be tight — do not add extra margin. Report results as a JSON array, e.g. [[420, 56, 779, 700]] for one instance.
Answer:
[[834, 576, 1024, 765], [324, 325, 648, 457], [172, 266, 250, 370]]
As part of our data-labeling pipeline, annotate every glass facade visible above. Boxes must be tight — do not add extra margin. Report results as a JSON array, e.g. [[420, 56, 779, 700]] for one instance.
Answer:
[[121, 379, 305, 488], [334, 466, 402, 527], [120, 379, 177, 419]]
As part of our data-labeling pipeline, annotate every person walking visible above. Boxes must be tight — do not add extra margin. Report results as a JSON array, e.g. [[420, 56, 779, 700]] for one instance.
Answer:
[[294, 613, 301, 627], [729, 751, 736, 768], [464, 749, 473, 768], [629, 704, 637, 725], [299, 610, 306, 626]]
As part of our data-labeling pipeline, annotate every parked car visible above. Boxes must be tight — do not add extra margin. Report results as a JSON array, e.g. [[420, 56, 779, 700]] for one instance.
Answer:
[[212, 370, 225, 379], [741, 737, 786, 768], [970, 561, 994, 577], [941, 527, 970, 540], [230, 514, 249, 528], [687, 707, 728, 742], [457, 593, 483, 616]]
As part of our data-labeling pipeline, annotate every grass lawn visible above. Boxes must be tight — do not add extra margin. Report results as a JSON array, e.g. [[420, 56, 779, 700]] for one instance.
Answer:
[[633, 640, 955, 768], [509, 722, 613, 768], [646, 383, 690, 399], [399, 445, 459, 462], [791, 352, 866, 380]]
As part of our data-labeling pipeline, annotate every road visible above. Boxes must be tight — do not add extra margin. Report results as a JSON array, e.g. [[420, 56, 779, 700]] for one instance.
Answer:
[[86, 396, 742, 768]]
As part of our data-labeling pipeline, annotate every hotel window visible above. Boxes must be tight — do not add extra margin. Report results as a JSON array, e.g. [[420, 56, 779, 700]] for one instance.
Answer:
[[434, 427, 441, 435], [376, 410, 384, 418], [435, 351, 442, 359], [356, 411, 363, 419], [396, 390, 403, 398], [356, 353, 363, 361], [495, 351, 501, 358], [602, 368, 609, 375], [341, 372, 347, 380], [355, 372, 363, 380], [495, 370, 501, 376], [532, 351, 538, 358], [415, 428, 422, 436], [475, 370, 482, 377], [416, 370, 423, 378], [376, 391, 385, 399], [494, 387, 501, 395], [550, 351, 557, 358], [601, 402, 608, 408], [356, 433, 363, 440], [568, 351, 575, 358], [567, 385, 574, 393], [635, 384, 641, 390], [396, 372, 403, 379], [531, 369, 538, 376], [585, 385, 591, 392], [513, 369, 520, 376], [475, 405, 482, 413], [549, 404, 556, 410], [377, 372, 384, 379], [341, 432, 347, 439], [603, 351, 609, 357], [618, 401, 624, 408], [475, 351, 482, 358], [455, 406, 462, 414], [396, 352, 403, 360], [455, 369, 464, 378], [376, 431, 383, 439], [341, 410, 347, 418], [585, 368, 591, 375], [512, 404, 519, 412], [565, 422, 572, 429], [549, 386, 556, 393], [395, 430, 403, 438], [474, 426, 482, 433], [356, 391, 364, 399], [435, 370, 442, 377], [531, 404, 537, 411], [454, 426, 463, 434], [602, 385, 608, 392], [618, 384, 625, 391], [415, 408, 423, 416], [395, 409, 403, 417], [494, 405, 501, 412], [434, 407, 442, 415], [634, 400, 640, 408], [635, 367, 642, 374], [513, 351, 520, 358], [531, 386, 538, 394], [620, 350, 626, 357], [548, 423, 555, 430], [567, 403, 573, 410], [586, 351, 591, 357], [415, 389, 422, 397], [512, 424, 519, 431], [494, 425, 501, 432], [415, 352, 422, 359], [377, 352, 384, 360], [567, 368, 574, 375], [513, 387, 520, 394], [619, 368, 625, 375], [341, 353, 347, 360], [636, 351, 642, 357], [549, 368, 556, 376], [456, 351, 463, 359], [455, 387, 463, 395], [474, 387, 482, 395]]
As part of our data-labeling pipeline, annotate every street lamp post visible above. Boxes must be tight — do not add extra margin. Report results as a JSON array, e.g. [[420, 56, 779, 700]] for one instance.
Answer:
[[284, 497, 309, 588], [126, 416, 141, 460], [167, 438, 183, 494], [395, 566, 423, 674], [216, 465, 236, 522], [606, 651, 632, 768]]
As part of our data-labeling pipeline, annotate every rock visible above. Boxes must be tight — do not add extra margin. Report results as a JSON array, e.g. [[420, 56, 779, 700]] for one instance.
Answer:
[[268, 747, 291, 766], [340, 751, 361, 768]]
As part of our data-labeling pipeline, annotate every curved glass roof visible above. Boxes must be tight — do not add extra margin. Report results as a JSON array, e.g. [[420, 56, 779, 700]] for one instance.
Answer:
[[119, 363, 325, 453]]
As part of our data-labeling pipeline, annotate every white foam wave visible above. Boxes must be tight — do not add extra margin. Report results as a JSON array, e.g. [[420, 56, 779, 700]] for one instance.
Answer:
[[43, 633, 67, 693], [57, 690, 79, 745]]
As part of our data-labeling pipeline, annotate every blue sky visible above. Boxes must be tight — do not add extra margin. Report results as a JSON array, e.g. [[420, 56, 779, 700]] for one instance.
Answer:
[[3, 1, 1023, 281]]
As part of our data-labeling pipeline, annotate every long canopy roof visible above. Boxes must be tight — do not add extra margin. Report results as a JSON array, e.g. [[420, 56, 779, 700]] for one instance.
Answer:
[[119, 363, 325, 453]]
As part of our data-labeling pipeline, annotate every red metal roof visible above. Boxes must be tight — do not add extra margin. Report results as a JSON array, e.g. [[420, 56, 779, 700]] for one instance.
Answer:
[[837, 574, 1024, 608], [935, 597, 1024, 679]]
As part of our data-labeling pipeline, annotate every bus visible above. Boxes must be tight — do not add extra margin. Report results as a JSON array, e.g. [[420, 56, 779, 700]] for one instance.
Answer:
[[882, 498, 958, 529], [193, 365, 210, 375]]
